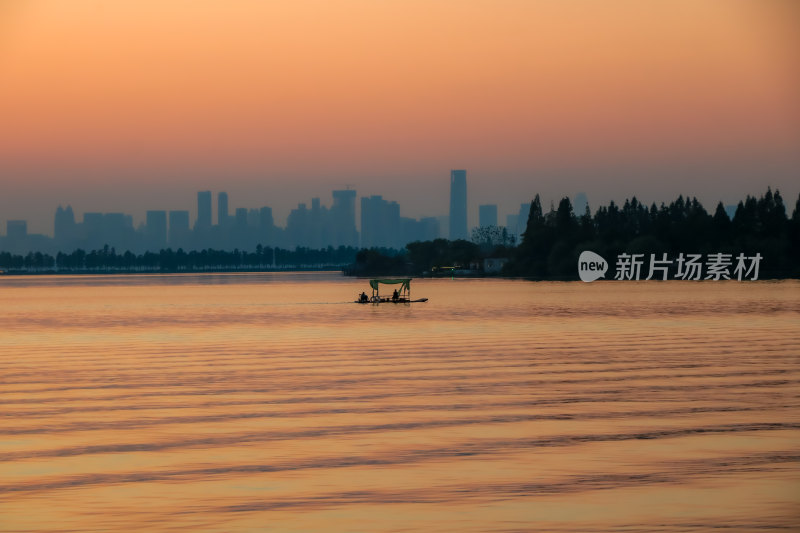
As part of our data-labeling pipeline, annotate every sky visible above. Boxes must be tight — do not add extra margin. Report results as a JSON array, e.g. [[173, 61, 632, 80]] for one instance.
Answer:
[[1, 0, 799, 234]]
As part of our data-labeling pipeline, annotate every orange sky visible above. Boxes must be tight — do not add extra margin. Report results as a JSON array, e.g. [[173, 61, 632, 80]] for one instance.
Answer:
[[1, 0, 798, 233]]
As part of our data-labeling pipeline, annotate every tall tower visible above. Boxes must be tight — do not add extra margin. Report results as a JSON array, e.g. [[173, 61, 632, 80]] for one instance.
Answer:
[[146, 210, 167, 250], [196, 191, 212, 230], [54, 205, 76, 244], [479, 204, 498, 227], [449, 170, 467, 240], [217, 192, 229, 226], [331, 189, 358, 247]]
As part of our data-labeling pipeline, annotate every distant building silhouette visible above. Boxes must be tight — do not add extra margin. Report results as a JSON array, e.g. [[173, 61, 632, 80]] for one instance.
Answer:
[[169, 210, 190, 248], [259, 206, 274, 228], [506, 202, 530, 242], [73, 212, 134, 250], [518, 202, 531, 231], [437, 215, 449, 240], [217, 192, 229, 226], [401, 216, 438, 245], [506, 214, 518, 235], [82, 213, 104, 249], [286, 203, 310, 247], [258, 206, 276, 245], [573, 192, 589, 216], [11, 183, 474, 254], [235, 207, 248, 228], [310, 197, 325, 249], [145, 210, 167, 250], [7, 220, 27, 239], [2, 219, 52, 255], [360, 195, 438, 249], [479, 204, 498, 228], [331, 189, 358, 247], [361, 195, 400, 248], [54, 205, 77, 245], [449, 170, 467, 240], [196, 191, 212, 230], [418, 217, 440, 241]]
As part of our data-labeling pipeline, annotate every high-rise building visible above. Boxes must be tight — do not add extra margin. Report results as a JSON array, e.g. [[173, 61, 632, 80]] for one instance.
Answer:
[[145, 210, 167, 250], [506, 214, 519, 234], [449, 170, 467, 240], [196, 191, 212, 230], [331, 189, 358, 247], [361, 195, 400, 249], [218, 192, 229, 226], [247, 208, 260, 227], [507, 202, 531, 242], [83, 213, 104, 249], [259, 206, 274, 228], [310, 197, 324, 249], [418, 217, 440, 241], [258, 206, 276, 245], [169, 210, 190, 247], [573, 193, 589, 217], [6, 220, 27, 239], [479, 204, 498, 227], [54, 205, 77, 244], [235, 207, 248, 227], [286, 203, 310, 247]]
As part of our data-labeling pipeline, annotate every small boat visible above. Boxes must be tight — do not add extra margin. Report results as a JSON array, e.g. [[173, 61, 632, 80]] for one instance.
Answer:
[[355, 278, 428, 304]]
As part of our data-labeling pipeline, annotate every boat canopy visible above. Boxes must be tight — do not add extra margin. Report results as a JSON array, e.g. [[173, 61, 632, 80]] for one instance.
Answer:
[[369, 278, 411, 292]]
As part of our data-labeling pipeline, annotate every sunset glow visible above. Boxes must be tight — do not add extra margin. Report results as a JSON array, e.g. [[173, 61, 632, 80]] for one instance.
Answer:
[[1, 1, 798, 231]]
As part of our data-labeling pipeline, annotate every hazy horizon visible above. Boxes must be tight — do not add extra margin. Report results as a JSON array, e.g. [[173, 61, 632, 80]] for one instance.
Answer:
[[2, 169, 799, 237], [2, 1, 799, 234]]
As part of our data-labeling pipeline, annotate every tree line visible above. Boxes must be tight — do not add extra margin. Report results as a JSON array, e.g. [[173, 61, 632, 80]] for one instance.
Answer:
[[349, 188, 799, 279], [0, 245, 358, 273], [509, 188, 799, 279], [3, 188, 798, 278]]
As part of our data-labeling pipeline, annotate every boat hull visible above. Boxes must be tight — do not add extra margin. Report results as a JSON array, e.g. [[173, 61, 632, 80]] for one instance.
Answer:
[[354, 298, 428, 304]]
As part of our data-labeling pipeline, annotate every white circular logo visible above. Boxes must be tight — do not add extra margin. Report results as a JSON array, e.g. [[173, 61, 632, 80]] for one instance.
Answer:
[[578, 251, 608, 282]]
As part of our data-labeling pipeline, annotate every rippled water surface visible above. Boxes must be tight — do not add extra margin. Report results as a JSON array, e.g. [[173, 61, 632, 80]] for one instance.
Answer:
[[1, 274, 798, 532]]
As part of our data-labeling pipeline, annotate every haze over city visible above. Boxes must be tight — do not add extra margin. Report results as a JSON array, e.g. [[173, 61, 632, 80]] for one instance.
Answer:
[[2, 3, 800, 531], [1, 0, 799, 235]]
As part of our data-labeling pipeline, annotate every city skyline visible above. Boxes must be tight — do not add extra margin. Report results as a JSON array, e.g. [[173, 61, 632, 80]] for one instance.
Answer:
[[0, 171, 538, 254], [1, 2, 798, 234], [2, 172, 795, 239]]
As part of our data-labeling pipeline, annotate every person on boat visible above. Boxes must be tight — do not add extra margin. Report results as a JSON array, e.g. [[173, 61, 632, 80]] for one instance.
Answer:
[[359, 292, 369, 303], [392, 289, 399, 302]]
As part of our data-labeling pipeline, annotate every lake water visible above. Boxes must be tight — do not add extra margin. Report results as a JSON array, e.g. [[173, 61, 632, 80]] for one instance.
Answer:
[[1, 273, 798, 532]]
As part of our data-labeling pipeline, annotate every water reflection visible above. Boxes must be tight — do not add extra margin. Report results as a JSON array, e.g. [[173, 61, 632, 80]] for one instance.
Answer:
[[0, 275, 798, 531]]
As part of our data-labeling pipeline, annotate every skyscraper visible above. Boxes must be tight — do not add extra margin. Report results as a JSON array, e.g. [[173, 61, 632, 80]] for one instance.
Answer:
[[169, 210, 190, 247], [258, 206, 276, 245], [479, 204, 498, 227], [196, 191, 212, 230], [573, 192, 589, 217], [235, 207, 248, 227], [449, 170, 467, 240], [331, 189, 358, 247], [54, 205, 77, 244], [361, 195, 400, 249], [217, 192, 229, 226], [145, 210, 167, 250]]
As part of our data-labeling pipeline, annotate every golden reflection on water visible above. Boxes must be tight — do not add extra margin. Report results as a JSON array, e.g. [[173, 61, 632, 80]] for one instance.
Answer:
[[0, 274, 798, 531]]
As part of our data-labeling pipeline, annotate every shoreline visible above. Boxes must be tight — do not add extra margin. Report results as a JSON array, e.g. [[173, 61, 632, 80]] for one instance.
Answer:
[[0, 266, 347, 276], [1, 268, 796, 281]]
